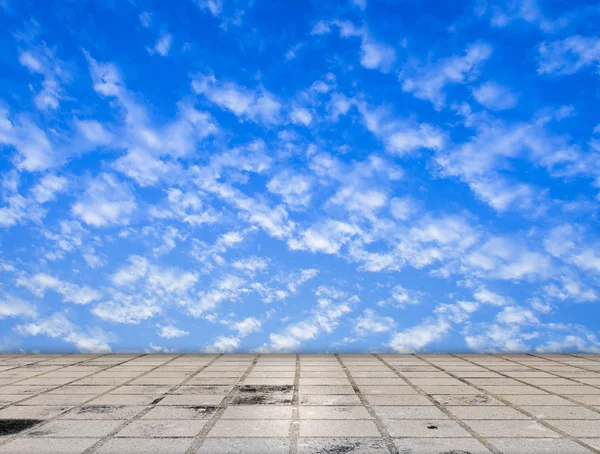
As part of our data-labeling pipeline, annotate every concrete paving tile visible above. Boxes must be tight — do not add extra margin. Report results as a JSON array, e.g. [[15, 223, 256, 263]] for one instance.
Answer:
[[172, 385, 234, 395], [157, 394, 225, 406], [108, 385, 172, 395], [522, 405, 600, 419], [0, 437, 100, 453], [569, 395, 600, 405], [300, 394, 362, 406], [298, 438, 389, 453], [230, 393, 292, 405], [90, 394, 158, 406], [446, 405, 531, 419], [366, 395, 433, 406], [18, 394, 99, 406], [299, 420, 380, 437], [430, 394, 505, 406], [0, 385, 54, 394], [95, 437, 194, 453], [207, 419, 290, 437], [59, 405, 146, 420], [0, 405, 70, 419], [392, 437, 492, 453], [476, 385, 548, 394], [188, 377, 239, 385], [417, 384, 481, 394], [384, 419, 472, 437], [27, 419, 124, 437], [545, 419, 600, 437], [584, 439, 600, 450], [488, 438, 594, 453], [242, 378, 294, 386], [47, 385, 114, 394], [299, 385, 355, 395], [371, 405, 448, 419], [407, 378, 464, 386], [352, 378, 406, 385], [357, 386, 417, 395], [197, 438, 290, 453], [299, 378, 352, 385], [299, 406, 372, 419], [500, 394, 577, 406], [115, 419, 206, 437], [142, 405, 218, 419], [0, 395, 27, 405], [464, 420, 561, 437], [221, 405, 293, 419]]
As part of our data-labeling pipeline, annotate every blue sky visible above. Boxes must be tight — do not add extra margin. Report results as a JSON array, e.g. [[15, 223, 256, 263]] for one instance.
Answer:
[[1, 0, 599, 354]]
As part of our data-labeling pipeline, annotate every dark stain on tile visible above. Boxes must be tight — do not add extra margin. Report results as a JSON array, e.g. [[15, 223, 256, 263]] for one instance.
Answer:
[[239, 385, 293, 394], [0, 419, 42, 436]]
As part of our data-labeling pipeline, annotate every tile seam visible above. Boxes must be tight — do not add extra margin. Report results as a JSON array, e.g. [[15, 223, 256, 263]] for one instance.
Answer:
[[335, 354, 398, 454], [375, 354, 500, 454], [186, 354, 261, 454]]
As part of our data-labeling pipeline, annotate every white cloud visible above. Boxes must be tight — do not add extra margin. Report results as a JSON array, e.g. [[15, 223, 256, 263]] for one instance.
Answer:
[[15, 312, 112, 352], [354, 309, 396, 336], [192, 75, 282, 124], [204, 335, 240, 353], [31, 174, 68, 204], [0, 297, 36, 319], [357, 103, 445, 155], [157, 324, 190, 338], [290, 107, 312, 126], [148, 34, 172, 57], [232, 257, 269, 275], [0, 107, 57, 172], [472, 82, 518, 110], [231, 317, 262, 337], [389, 318, 451, 352], [267, 171, 313, 209], [496, 306, 539, 325], [72, 174, 136, 227], [378, 285, 421, 308], [316, 20, 396, 72], [17, 273, 102, 305], [400, 42, 493, 109], [288, 220, 360, 254], [196, 0, 222, 16], [538, 36, 600, 75], [18, 45, 68, 111]]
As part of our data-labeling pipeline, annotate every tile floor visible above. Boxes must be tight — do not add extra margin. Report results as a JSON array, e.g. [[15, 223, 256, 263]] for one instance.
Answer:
[[0, 354, 599, 453]]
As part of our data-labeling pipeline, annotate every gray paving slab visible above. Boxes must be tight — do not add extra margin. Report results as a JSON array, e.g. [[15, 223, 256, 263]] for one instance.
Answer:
[[1, 353, 600, 453]]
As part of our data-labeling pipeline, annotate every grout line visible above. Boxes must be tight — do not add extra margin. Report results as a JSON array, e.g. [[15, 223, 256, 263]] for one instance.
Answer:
[[517, 353, 600, 389], [0, 354, 113, 410], [335, 354, 398, 454], [289, 353, 300, 454], [84, 354, 223, 454], [186, 354, 261, 454], [449, 353, 600, 454], [374, 354, 499, 454], [489, 354, 600, 407], [0, 353, 147, 447]]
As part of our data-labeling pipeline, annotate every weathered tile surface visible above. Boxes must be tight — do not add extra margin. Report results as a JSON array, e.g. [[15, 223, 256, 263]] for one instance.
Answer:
[[0, 353, 598, 453]]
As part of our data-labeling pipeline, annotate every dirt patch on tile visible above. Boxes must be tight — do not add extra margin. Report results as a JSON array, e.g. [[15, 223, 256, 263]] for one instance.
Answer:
[[239, 385, 293, 394], [77, 405, 120, 414], [188, 406, 218, 417], [0, 419, 43, 436], [231, 394, 293, 405]]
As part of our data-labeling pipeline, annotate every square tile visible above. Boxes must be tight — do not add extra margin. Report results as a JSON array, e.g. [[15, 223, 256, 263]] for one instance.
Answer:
[[384, 419, 471, 437], [207, 420, 290, 437], [27, 419, 124, 437], [115, 419, 206, 437], [464, 420, 560, 437], [299, 420, 380, 437], [393, 438, 491, 453]]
